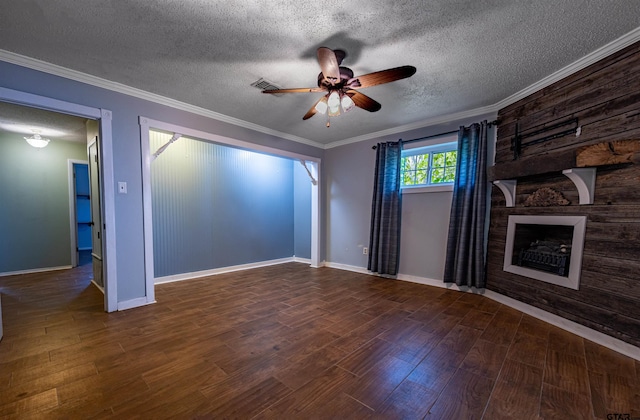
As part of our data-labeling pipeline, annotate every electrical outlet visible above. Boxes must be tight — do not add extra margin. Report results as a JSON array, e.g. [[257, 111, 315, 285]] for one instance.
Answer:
[[363, 247, 368, 255]]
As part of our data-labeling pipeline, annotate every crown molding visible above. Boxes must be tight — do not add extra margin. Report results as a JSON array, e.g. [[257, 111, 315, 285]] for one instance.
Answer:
[[325, 27, 640, 150], [324, 105, 499, 149], [0, 49, 324, 150], [493, 26, 640, 111]]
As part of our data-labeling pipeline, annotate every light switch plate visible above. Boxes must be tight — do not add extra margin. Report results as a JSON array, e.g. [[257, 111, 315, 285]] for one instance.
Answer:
[[118, 181, 127, 194]]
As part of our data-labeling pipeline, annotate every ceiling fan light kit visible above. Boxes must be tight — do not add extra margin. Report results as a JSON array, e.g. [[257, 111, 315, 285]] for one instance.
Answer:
[[314, 97, 328, 114], [341, 94, 355, 113], [262, 47, 416, 127], [327, 91, 340, 110]]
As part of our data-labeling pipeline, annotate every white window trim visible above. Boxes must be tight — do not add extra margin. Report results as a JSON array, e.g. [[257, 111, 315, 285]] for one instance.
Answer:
[[402, 184, 454, 194], [401, 136, 457, 193]]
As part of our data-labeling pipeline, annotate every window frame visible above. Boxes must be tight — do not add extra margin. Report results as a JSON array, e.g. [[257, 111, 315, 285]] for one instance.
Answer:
[[401, 136, 458, 194]]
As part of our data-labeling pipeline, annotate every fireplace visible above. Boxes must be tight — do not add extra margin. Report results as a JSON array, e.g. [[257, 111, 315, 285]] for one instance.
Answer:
[[503, 215, 587, 290]]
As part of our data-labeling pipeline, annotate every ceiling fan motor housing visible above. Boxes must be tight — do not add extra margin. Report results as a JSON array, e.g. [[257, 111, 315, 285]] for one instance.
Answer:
[[317, 67, 355, 89]]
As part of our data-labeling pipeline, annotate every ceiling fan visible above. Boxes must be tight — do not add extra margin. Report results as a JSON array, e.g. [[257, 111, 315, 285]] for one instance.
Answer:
[[262, 47, 416, 126]]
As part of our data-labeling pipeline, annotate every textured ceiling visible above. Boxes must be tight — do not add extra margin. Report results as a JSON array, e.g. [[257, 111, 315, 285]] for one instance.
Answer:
[[0, 101, 88, 143], [1, 1, 640, 146]]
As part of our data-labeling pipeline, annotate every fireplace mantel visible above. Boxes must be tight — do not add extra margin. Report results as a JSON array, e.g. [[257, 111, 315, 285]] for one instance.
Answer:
[[561, 168, 596, 205], [492, 167, 596, 207]]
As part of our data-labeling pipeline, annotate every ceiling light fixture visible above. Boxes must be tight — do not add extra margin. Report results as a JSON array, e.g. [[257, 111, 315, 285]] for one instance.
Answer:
[[314, 97, 328, 114], [327, 91, 341, 110], [24, 131, 50, 148], [315, 90, 356, 127], [341, 94, 355, 113]]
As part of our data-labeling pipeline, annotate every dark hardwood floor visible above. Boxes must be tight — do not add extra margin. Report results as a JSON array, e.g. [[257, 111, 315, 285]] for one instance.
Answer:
[[0, 262, 638, 419]]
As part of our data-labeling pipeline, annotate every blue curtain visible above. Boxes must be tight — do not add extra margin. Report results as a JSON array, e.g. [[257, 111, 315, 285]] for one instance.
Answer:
[[444, 121, 489, 288], [368, 141, 403, 275]]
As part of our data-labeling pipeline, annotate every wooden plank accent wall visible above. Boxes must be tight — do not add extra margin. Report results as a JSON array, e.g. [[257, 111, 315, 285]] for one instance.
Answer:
[[487, 41, 640, 348]]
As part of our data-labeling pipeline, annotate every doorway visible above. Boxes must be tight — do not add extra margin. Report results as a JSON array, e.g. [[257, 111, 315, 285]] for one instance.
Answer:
[[0, 86, 117, 312]]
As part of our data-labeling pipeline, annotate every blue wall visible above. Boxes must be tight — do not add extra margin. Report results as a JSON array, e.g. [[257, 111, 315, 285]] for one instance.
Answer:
[[150, 132, 297, 277], [0, 131, 88, 273]]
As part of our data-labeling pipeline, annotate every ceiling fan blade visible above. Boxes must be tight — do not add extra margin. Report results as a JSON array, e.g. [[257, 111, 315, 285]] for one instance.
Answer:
[[303, 96, 326, 120], [347, 90, 382, 112], [334, 49, 347, 65], [262, 87, 325, 94], [317, 47, 340, 85], [302, 107, 317, 120], [348, 65, 417, 89]]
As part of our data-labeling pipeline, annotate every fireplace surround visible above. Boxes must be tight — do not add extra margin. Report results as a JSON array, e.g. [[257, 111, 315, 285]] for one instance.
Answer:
[[503, 215, 587, 290]]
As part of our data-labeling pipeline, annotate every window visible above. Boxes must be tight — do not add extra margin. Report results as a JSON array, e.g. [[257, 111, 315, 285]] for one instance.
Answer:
[[401, 140, 457, 193]]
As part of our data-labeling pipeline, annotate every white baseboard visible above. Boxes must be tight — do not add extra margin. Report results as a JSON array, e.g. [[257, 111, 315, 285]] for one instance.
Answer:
[[154, 257, 297, 285], [323, 262, 370, 274], [396, 274, 488, 296], [0, 265, 72, 277], [310, 260, 327, 269], [484, 290, 640, 362], [295, 257, 327, 269], [292, 256, 326, 268], [91, 280, 105, 294], [117, 297, 155, 311], [324, 263, 473, 294], [324, 262, 640, 362], [119, 257, 310, 311]]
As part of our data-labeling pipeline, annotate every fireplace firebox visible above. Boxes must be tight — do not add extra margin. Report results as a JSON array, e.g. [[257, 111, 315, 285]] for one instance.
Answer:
[[503, 215, 587, 290]]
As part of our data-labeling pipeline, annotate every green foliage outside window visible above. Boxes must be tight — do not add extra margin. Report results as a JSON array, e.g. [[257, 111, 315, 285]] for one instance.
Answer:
[[401, 149, 457, 186], [402, 154, 429, 185], [431, 151, 457, 183]]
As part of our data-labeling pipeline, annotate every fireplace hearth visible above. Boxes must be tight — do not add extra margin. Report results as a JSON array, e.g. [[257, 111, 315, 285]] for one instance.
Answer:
[[503, 215, 587, 290]]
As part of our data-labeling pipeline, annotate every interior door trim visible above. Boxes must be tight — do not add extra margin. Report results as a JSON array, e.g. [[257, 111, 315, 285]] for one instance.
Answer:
[[0, 86, 118, 312]]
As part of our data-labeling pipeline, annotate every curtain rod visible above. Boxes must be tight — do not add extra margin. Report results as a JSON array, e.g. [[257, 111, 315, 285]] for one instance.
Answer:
[[371, 119, 499, 149]]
